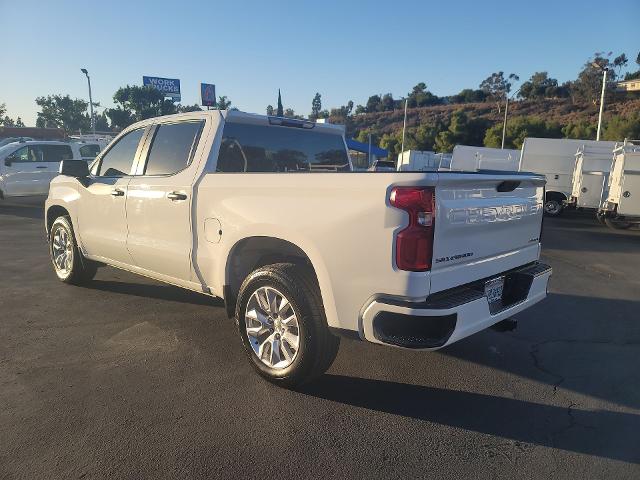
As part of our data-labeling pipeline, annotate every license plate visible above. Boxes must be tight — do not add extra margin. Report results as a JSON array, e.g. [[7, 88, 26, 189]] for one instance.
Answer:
[[485, 277, 505, 304]]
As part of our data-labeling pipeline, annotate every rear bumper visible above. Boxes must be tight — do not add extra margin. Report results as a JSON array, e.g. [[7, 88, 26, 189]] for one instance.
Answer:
[[361, 262, 552, 350]]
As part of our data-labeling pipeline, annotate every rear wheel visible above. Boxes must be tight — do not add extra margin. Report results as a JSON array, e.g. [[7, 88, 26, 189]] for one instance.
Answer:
[[604, 217, 632, 230], [236, 262, 340, 388], [49, 216, 97, 284], [544, 199, 563, 217]]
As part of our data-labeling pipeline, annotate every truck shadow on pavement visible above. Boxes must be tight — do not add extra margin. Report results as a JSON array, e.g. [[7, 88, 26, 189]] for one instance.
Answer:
[[0, 204, 44, 220], [83, 279, 225, 308], [300, 374, 640, 464]]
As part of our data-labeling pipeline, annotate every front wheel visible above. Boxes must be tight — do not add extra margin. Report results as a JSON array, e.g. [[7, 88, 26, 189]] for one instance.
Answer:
[[236, 262, 340, 388], [544, 199, 563, 217], [49, 215, 97, 284]]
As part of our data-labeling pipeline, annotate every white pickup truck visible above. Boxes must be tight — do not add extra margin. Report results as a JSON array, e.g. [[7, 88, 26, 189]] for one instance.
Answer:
[[45, 110, 552, 387]]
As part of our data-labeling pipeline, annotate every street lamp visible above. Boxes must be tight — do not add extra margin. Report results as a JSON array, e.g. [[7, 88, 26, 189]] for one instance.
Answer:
[[501, 87, 521, 150], [592, 62, 608, 141], [80, 68, 95, 136]]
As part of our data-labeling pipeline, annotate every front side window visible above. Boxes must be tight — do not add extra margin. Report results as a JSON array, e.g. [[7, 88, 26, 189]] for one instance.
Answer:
[[97, 128, 145, 177], [10, 146, 33, 162], [79, 144, 101, 159], [216, 122, 350, 173], [143, 121, 203, 175]]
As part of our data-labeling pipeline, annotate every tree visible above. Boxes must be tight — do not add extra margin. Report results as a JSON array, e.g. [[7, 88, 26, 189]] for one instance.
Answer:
[[277, 89, 283, 116], [519, 72, 560, 99], [624, 51, 640, 80], [3, 116, 15, 127], [266, 105, 274, 115], [311, 92, 322, 118], [380, 93, 395, 111], [484, 116, 562, 149], [562, 120, 596, 140], [93, 112, 109, 131], [35, 94, 91, 131], [612, 53, 628, 77], [602, 113, 640, 141], [105, 85, 175, 129], [216, 96, 232, 110], [366, 94, 382, 113], [15, 117, 25, 128], [434, 110, 490, 152], [406, 83, 441, 108], [177, 104, 203, 113], [479, 72, 519, 112], [354, 104, 366, 115], [449, 89, 486, 104], [571, 53, 621, 104]]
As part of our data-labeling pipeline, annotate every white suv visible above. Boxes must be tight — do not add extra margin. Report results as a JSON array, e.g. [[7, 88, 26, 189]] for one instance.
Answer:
[[0, 140, 101, 199]]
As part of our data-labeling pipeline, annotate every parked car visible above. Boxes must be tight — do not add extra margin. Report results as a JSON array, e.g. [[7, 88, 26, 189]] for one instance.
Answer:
[[0, 140, 103, 199], [450, 145, 520, 172], [397, 150, 440, 171], [600, 139, 640, 229], [519, 138, 617, 216], [367, 159, 396, 171], [568, 143, 615, 218], [45, 110, 552, 387]]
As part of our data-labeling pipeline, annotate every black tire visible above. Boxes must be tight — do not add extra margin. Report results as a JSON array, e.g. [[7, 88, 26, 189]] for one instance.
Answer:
[[604, 217, 632, 230], [49, 215, 98, 284], [595, 211, 606, 225], [236, 262, 340, 388], [544, 199, 564, 217]]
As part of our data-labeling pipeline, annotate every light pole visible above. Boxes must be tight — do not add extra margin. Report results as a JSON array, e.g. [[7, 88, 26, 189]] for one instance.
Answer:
[[501, 87, 520, 150], [592, 62, 608, 141], [81, 68, 95, 136]]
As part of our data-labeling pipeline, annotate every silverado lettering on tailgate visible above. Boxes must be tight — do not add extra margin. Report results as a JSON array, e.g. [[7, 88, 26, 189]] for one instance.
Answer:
[[447, 201, 542, 225]]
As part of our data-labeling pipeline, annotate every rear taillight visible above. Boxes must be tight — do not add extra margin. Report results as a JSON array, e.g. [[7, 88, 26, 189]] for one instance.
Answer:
[[389, 186, 435, 271]]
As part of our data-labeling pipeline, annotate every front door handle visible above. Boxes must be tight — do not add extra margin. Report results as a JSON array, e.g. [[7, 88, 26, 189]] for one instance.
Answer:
[[36, 166, 48, 169], [110, 188, 125, 197], [167, 191, 187, 201]]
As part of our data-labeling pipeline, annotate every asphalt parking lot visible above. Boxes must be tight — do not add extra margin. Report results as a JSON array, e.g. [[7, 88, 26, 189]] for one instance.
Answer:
[[1, 203, 639, 479]]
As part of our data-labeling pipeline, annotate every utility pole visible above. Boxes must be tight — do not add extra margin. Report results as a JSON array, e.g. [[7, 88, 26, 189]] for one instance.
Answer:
[[81, 68, 95, 136], [596, 67, 608, 141], [368, 133, 372, 166], [501, 95, 510, 149], [400, 98, 408, 155]]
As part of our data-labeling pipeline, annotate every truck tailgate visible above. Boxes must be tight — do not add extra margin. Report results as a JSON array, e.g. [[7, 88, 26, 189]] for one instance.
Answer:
[[430, 172, 545, 293]]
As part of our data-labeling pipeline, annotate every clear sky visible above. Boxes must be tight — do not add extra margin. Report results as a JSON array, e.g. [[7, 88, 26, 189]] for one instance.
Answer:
[[2, 0, 638, 126]]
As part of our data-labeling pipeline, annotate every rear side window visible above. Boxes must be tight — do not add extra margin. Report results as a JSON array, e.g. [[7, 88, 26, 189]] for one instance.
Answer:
[[143, 121, 203, 175], [97, 128, 145, 177], [79, 144, 101, 159], [40, 144, 73, 162], [216, 122, 349, 172]]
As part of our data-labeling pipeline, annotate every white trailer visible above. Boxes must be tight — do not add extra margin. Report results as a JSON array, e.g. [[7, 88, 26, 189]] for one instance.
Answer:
[[519, 138, 617, 216], [569, 143, 615, 210], [397, 150, 440, 171], [450, 145, 520, 172], [601, 139, 640, 228]]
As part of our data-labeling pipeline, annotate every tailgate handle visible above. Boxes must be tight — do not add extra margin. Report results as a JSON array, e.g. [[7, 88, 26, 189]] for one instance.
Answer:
[[496, 180, 520, 192]]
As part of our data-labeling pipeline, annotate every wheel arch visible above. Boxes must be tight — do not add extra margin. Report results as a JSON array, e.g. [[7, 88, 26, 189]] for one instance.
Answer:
[[545, 190, 567, 202], [46, 204, 71, 235], [222, 236, 335, 324]]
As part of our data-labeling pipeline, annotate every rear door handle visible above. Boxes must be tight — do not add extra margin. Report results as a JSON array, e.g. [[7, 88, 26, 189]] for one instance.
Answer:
[[36, 166, 48, 169], [110, 188, 125, 197], [167, 191, 187, 201]]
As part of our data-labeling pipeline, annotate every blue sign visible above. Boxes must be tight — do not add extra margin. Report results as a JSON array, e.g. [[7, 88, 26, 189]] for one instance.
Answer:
[[201, 83, 216, 107], [143, 76, 181, 100]]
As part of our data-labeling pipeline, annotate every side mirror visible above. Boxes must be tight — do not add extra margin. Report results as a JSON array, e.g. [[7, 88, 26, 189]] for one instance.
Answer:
[[4, 156, 14, 167], [59, 159, 90, 178]]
